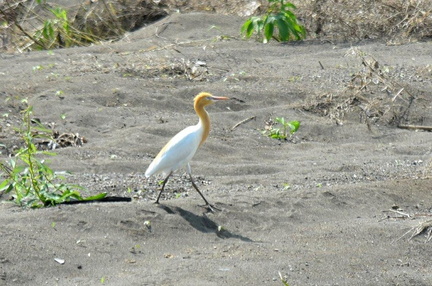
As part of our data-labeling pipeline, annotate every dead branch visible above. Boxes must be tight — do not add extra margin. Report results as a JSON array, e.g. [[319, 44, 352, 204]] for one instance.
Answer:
[[398, 124, 432, 131], [409, 220, 432, 242], [231, 116, 256, 131]]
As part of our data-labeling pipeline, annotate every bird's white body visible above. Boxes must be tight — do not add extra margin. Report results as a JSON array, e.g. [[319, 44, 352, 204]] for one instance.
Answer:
[[145, 121, 203, 178], [144, 92, 229, 208]]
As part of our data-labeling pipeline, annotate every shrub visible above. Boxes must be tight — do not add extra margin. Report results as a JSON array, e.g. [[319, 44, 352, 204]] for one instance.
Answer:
[[263, 117, 300, 140], [0, 104, 106, 208], [241, 0, 306, 43]]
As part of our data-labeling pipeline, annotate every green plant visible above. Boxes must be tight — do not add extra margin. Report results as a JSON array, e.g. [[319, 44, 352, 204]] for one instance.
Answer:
[[32, 6, 99, 50], [279, 271, 290, 286], [263, 117, 300, 140], [282, 183, 291, 190], [0, 105, 106, 208], [241, 0, 306, 43]]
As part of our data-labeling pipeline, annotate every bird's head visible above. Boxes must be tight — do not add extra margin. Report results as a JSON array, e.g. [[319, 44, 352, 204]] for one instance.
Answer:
[[194, 92, 229, 108]]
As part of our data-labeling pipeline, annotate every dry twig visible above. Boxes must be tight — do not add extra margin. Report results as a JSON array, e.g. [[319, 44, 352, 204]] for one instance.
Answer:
[[398, 124, 432, 132], [231, 116, 256, 131], [409, 220, 432, 242]]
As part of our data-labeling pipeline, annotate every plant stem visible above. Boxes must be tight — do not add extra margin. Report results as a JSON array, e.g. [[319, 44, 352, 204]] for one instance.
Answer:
[[22, 108, 43, 203]]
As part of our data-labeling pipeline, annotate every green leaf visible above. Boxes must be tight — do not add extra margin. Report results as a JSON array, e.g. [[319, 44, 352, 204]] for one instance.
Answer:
[[294, 24, 306, 38], [283, 16, 305, 40], [276, 17, 289, 41], [283, 10, 297, 20], [241, 17, 264, 39], [263, 22, 274, 43], [253, 16, 265, 34], [50, 8, 68, 22], [41, 151, 57, 157], [32, 125, 53, 135], [288, 121, 301, 134], [241, 19, 253, 37], [0, 179, 10, 191], [12, 165, 26, 175], [283, 2, 297, 10], [60, 190, 83, 201], [0, 181, 13, 193], [82, 192, 107, 201], [42, 189, 82, 205], [42, 21, 55, 40], [275, 117, 286, 125]]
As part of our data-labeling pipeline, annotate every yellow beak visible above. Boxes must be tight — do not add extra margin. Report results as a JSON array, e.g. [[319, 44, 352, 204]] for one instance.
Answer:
[[210, 96, 230, 101]]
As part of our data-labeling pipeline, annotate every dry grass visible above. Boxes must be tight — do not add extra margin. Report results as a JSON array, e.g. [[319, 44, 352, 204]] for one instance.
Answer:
[[294, 0, 432, 44], [302, 47, 425, 128], [1, 0, 431, 52], [0, 0, 167, 52]]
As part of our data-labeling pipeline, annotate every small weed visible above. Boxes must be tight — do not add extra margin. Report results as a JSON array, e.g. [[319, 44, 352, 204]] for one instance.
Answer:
[[144, 221, 151, 232], [241, 0, 306, 43], [0, 105, 106, 208], [263, 117, 300, 140], [288, 75, 302, 82], [32, 65, 44, 71], [279, 271, 291, 286], [46, 73, 60, 80]]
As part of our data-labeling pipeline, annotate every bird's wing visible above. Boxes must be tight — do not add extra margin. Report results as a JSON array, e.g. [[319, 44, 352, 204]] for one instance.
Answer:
[[145, 125, 202, 177]]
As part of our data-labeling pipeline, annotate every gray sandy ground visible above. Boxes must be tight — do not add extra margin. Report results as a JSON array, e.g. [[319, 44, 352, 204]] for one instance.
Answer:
[[1, 13, 432, 286]]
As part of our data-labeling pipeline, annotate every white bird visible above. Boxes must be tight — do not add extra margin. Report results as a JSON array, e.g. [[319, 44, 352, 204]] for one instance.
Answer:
[[145, 92, 229, 210]]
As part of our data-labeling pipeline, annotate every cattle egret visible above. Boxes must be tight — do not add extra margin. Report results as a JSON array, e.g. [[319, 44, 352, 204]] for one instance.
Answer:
[[145, 92, 229, 210]]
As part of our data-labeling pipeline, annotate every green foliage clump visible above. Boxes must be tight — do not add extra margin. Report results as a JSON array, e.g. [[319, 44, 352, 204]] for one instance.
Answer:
[[34, 7, 73, 49], [0, 0, 127, 51], [263, 117, 300, 140], [32, 5, 99, 50], [241, 0, 306, 43], [0, 104, 106, 208]]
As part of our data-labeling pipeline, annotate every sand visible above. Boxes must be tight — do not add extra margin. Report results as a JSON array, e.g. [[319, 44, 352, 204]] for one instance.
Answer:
[[1, 12, 432, 286]]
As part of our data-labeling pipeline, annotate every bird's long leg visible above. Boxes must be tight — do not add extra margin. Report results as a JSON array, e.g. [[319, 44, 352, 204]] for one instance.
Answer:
[[155, 172, 172, 204], [187, 164, 220, 211]]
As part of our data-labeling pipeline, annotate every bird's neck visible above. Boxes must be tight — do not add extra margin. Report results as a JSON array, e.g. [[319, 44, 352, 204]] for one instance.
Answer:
[[195, 103, 210, 146]]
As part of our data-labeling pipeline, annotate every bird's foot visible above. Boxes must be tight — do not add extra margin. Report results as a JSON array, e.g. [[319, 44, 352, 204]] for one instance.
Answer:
[[200, 203, 221, 212]]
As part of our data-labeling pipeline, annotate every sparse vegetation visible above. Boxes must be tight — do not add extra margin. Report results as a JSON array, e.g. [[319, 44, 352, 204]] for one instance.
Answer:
[[0, 1, 98, 50], [295, 0, 432, 44], [31, 5, 98, 50], [263, 117, 300, 140], [0, 0, 166, 51], [241, 0, 306, 43], [0, 104, 106, 208], [0, 0, 430, 52], [302, 47, 419, 128]]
